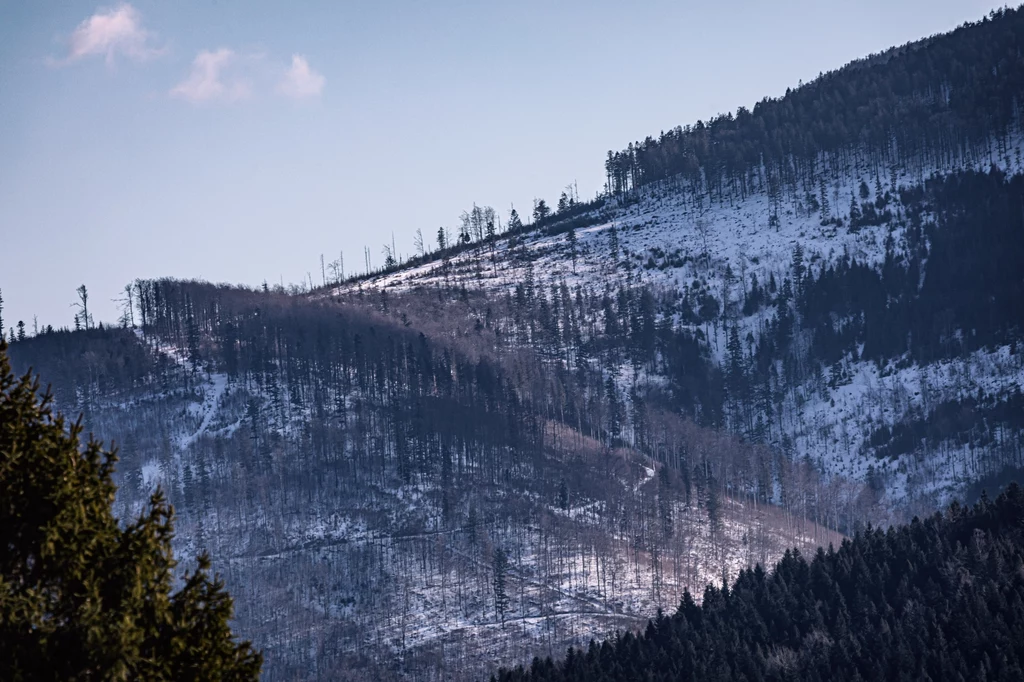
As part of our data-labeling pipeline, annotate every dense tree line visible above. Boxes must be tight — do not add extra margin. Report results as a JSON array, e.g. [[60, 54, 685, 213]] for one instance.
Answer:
[[788, 169, 1024, 365], [605, 7, 1024, 198]]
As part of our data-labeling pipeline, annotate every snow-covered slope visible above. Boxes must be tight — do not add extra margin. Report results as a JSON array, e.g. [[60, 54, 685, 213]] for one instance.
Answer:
[[336, 138, 1024, 512], [91, 353, 841, 682]]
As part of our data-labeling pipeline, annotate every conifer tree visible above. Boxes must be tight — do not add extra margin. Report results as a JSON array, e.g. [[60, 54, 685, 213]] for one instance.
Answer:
[[726, 325, 745, 402], [791, 244, 806, 304], [532, 199, 550, 223], [0, 341, 262, 680], [75, 284, 90, 330], [705, 472, 722, 536], [818, 174, 830, 224], [508, 207, 523, 233], [492, 547, 510, 625], [849, 192, 862, 229], [485, 212, 497, 242], [557, 192, 569, 213], [566, 225, 578, 273]]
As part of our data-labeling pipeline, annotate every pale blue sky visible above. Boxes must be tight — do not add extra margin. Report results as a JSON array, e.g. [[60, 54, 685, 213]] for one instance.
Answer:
[[0, 0, 1004, 330]]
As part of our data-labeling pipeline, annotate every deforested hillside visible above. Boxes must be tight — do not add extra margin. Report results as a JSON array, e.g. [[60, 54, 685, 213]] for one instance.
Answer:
[[8, 281, 845, 681], [340, 8, 1024, 516], [494, 483, 1024, 682], [347, 166, 1024, 515]]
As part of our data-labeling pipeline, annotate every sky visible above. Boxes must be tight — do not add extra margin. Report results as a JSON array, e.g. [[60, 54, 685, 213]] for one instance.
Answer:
[[0, 0, 1006, 332]]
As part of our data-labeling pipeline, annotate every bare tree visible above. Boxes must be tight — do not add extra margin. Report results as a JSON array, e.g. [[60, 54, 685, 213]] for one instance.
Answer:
[[73, 284, 91, 330], [413, 228, 425, 257], [114, 284, 134, 328]]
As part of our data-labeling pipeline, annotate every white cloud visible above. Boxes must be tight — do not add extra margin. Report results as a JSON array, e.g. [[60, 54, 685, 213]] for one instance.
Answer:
[[277, 55, 325, 98], [64, 4, 160, 64], [170, 49, 250, 103]]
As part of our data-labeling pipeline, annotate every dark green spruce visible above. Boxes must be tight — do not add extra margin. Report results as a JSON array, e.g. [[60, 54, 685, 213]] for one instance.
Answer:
[[0, 340, 261, 680]]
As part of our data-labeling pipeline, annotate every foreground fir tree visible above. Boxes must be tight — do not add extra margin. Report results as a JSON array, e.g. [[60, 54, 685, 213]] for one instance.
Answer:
[[0, 341, 261, 680]]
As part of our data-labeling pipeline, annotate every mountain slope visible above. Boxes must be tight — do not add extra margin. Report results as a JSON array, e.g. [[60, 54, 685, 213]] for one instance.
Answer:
[[338, 9, 1024, 516], [495, 484, 1024, 682], [9, 288, 842, 681], [345, 161, 1024, 513]]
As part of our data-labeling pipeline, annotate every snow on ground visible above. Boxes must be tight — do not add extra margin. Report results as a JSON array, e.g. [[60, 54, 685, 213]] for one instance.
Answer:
[[331, 137, 1024, 510], [91, 134, 1024, 677], [100, 342, 840, 678], [181, 373, 228, 449], [336, 136, 1024, 301], [792, 344, 1024, 502], [257, 488, 840, 678]]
